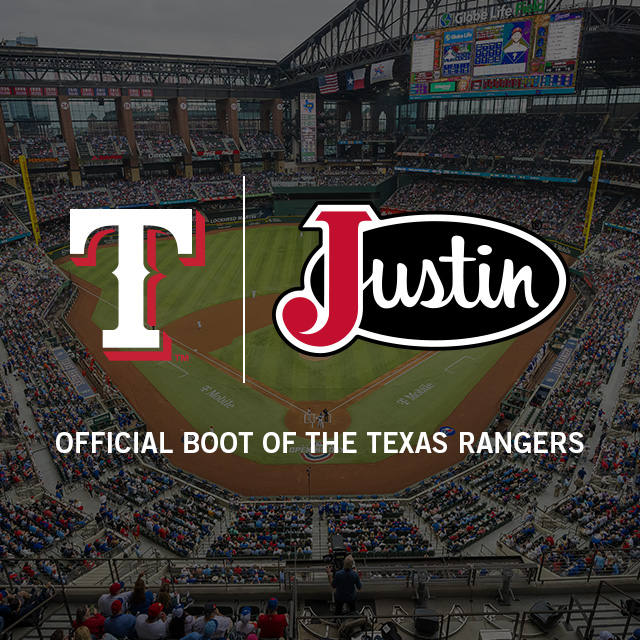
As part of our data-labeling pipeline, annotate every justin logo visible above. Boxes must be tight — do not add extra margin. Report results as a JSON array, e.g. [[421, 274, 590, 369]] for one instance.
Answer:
[[274, 204, 568, 356], [70, 209, 205, 361]]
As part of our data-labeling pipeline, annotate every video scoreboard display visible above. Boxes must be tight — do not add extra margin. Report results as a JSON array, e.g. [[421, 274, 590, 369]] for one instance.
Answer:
[[410, 11, 582, 99]]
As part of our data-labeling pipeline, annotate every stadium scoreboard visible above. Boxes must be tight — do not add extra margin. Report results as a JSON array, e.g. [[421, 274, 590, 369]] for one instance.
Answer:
[[410, 11, 582, 99]]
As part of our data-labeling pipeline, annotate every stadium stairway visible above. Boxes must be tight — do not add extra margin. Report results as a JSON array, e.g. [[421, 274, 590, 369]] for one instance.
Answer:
[[570, 594, 640, 640], [592, 113, 609, 146], [313, 510, 327, 560], [600, 193, 624, 229], [592, 194, 624, 235], [9, 200, 30, 227], [0, 342, 63, 489], [612, 136, 640, 162], [71, 560, 115, 588], [14, 603, 70, 640]]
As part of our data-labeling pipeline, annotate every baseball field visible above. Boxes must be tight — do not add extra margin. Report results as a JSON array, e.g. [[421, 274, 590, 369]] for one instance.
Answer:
[[60, 223, 573, 493]]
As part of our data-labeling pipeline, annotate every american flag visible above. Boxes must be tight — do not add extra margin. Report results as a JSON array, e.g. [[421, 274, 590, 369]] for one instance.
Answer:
[[318, 73, 339, 94]]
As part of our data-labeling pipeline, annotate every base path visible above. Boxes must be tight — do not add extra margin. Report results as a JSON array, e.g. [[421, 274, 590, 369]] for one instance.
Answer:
[[65, 269, 576, 495]]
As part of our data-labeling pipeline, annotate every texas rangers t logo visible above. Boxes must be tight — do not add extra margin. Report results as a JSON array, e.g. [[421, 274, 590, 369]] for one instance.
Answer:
[[70, 209, 205, 361]]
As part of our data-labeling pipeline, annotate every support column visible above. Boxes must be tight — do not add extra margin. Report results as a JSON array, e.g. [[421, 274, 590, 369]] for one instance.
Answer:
[[56, 97, 81, 186], [0, 107, 10, 166], [115, 97, 140, 181], [259, 98, 285, 172], [260, 98, 283, 137], [169, 97, 192, 178], [217, 98, 240, 174], [417, 101, 428, 123]]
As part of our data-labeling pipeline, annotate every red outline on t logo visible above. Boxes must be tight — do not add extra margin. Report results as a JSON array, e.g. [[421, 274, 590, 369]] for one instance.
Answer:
[[69, 209, 206, 362]]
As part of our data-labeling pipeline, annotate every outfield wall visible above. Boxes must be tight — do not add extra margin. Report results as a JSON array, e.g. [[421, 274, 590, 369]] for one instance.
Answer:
[[272, 176, 398, 216]]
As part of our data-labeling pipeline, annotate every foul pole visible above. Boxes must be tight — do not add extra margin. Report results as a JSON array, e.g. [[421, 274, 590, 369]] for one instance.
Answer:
[[583, 149, 603, 252], [18, 155, 41, 245]]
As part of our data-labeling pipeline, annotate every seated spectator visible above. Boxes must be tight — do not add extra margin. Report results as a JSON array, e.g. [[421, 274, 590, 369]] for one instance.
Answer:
[[166, 605, 196, 639], [104, 600, 136, 640], [74, 627, 92, 640], [193, 601, 216, 633], [182, 620, 218, 640], [98, 575, 141, 615], [128, 574, 155, 616], [210, 604, 231, 638], [136, 602, 167, 640], [257, 598, 288, 639], [72, 605, 105, 636], [235, 606, 256, 637], [0, 584, 53, 627]]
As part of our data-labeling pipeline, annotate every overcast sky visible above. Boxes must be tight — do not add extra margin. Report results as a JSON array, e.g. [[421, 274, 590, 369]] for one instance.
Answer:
[[3, 0, 351, 60]]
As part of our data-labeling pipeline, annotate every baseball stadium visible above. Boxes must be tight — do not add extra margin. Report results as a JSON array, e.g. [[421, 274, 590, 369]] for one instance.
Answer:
[[1, 0, 640, 636]]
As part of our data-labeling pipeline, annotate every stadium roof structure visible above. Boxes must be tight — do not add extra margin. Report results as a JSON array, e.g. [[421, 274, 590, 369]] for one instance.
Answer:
[[274, 0, 640, 91], [0, 46, 280, 98], [581, 1, 640, 88], [0, 1, 638, 97]]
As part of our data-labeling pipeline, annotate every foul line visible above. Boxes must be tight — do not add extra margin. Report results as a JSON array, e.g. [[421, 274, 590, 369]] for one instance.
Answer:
[[331, 350, 437, 413], [383, 350, 437, 386], [242, 175, 246, 384], [71, 282, 306, 414], [159, 360, 189, 378], [445, 355, 475, 374]]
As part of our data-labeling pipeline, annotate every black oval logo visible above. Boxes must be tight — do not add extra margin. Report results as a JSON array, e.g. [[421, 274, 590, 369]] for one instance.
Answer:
[[274, 205, 568, 355]]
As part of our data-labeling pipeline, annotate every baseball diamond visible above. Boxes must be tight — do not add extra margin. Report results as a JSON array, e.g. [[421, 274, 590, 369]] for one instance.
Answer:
[[59, 223, 575, 493]]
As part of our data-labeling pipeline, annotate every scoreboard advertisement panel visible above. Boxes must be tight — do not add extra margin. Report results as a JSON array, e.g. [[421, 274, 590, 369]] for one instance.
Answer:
[[410, 11, 582, 99]]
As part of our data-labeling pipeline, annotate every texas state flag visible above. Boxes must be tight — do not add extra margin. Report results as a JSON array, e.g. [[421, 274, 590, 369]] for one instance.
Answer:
[[345, 68, 366, 90]]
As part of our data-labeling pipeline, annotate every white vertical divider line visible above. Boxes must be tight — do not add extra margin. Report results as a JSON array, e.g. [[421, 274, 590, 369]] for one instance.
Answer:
[[242, 175, 246, 383]]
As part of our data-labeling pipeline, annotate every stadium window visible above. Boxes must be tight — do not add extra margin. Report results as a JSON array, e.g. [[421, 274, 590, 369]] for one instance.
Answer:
[[131, 99, 170, 136], [2, 98, 61, 138], [532, 97, 546, 108], [558, 95, 577, 105], [343, 111, 352, 132], [378, 111, 387, 133], [585, 89, 607, 104], [362, 103, 372, 132], [504, 99, 519, 114], [69, 99, 119, 136], [238, 101, 261, 134], [188, 100, 218, 135], [616, 88, 640, 103]]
